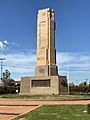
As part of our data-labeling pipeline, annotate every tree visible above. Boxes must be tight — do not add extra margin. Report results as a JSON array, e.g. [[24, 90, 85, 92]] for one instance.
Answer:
[[69, 83, 76, 93], [79, 81, 88, 93], [1, 70, 14, 86]]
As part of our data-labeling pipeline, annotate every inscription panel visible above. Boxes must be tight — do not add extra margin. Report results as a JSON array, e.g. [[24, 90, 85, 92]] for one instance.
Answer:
[[31, 79, 50, 87]]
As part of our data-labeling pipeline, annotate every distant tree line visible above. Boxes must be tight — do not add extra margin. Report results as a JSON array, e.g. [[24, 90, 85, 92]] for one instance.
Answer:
[[69, 82, 90, 94], [0, 70, 20, 94]]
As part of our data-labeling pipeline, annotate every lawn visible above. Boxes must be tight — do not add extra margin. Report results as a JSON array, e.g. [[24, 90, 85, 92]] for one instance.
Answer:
[[14, 105, 90, 120], [0, 94, 90, 100]]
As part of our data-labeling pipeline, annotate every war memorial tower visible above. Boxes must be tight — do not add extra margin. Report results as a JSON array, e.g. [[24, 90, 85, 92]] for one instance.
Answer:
[[36, 8, 58, 76], [20, 8, 67, 95]]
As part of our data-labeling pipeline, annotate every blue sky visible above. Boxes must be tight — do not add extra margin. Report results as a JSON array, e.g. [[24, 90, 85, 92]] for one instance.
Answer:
[[0, 0, 90, 84]]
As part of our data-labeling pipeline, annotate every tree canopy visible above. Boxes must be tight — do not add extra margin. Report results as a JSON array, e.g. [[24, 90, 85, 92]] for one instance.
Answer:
[[1, 69, 14, 86]]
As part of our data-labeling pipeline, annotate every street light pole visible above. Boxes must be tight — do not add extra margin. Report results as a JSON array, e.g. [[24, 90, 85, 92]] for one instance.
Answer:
[[67, 64, 70, 94], [0, 58, 6, 82]]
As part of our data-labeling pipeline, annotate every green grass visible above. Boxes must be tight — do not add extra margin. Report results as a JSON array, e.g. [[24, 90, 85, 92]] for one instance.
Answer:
[[0, 94, 90, 100], [14, 105, 90, 120]]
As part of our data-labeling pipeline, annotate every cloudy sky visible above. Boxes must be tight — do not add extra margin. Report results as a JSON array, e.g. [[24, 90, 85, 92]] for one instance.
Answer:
[[0, 0, 90, 84]]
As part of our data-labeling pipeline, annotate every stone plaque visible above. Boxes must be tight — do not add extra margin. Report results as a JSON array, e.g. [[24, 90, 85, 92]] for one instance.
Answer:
[[31, 79, 50, 87]]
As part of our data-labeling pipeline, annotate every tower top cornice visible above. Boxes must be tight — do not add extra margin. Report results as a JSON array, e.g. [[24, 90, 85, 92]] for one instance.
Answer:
[[38, 8, 54, 14]]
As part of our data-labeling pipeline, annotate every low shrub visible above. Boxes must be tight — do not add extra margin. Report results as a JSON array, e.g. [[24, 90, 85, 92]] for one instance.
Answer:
[[0, 86, 20, 94]]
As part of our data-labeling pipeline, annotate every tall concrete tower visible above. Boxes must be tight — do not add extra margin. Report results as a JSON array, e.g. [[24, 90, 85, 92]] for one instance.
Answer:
[[35, 8, 58, 76], [20, 8, 68, 95]]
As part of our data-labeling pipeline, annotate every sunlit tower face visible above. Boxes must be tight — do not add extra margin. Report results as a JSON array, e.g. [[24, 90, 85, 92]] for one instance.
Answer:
[[35, 8, 58, 76]]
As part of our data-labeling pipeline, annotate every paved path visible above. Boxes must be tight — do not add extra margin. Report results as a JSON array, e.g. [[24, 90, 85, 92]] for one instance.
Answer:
[[0, 99, 40, 120], [0, 99, 90, 120], [0, 105, 40, 120], [0, 99, 90, 105]]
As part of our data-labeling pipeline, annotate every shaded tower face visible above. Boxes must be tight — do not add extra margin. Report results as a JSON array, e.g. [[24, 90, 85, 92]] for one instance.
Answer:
[[35, 8, 58, 76]]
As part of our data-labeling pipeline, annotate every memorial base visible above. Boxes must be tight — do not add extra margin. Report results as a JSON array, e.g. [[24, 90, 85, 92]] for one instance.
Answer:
[[20, 75, 68, 95]]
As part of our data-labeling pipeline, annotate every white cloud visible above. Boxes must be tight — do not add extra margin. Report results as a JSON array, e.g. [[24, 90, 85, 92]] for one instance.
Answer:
[[56, 52, 90, 83], [5, 54, 36, 65], [79, 55, 90, 62], [0, 40, 9, 50], [57, 52, 76, 64], [0, 51, 90, 72], [3, 40, 9, 45], [1, 51, 90, 82], [56, 52, 90, 70], [1, 51, 90, 72], [0, 41, 5, 49], [0, 51, 36, 75]]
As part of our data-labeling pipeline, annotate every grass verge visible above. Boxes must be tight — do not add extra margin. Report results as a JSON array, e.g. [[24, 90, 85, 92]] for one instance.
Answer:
[[0, 94, 90, 100], [14, 105, 90, 120]]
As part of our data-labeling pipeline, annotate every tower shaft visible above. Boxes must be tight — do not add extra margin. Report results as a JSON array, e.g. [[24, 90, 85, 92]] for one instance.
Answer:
[[35, 8, 58, 76]]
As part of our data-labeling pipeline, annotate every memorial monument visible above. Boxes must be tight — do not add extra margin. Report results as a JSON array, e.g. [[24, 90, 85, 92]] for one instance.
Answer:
[[20, 8, 68, 95]]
